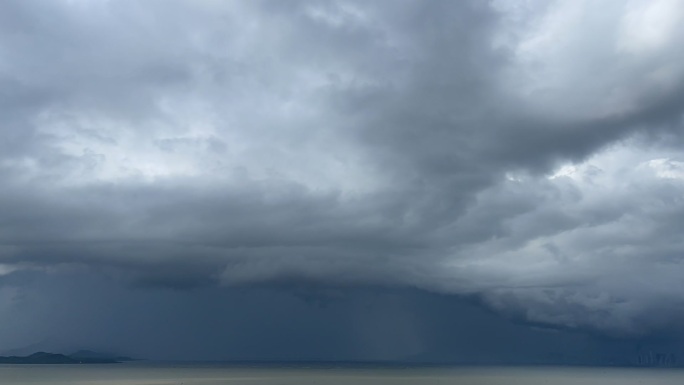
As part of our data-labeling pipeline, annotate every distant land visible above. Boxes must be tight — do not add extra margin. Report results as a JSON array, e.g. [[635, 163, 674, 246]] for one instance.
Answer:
[[0, 350, 678, 367], [0, 351, 136, 364]]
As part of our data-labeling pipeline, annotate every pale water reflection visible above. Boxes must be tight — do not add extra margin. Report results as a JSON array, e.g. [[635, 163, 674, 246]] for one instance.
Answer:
[[0, 363, 682, 385]]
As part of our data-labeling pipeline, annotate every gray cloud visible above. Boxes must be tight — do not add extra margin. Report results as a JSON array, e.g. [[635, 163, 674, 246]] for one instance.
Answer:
[[2, 0, 684, 357]]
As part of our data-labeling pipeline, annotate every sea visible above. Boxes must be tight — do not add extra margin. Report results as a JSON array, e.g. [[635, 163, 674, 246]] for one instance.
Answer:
[[1, 362, 683, 385]]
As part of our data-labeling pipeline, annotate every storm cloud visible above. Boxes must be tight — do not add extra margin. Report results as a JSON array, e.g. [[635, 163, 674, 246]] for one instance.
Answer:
[[2, 0, 684, 359]]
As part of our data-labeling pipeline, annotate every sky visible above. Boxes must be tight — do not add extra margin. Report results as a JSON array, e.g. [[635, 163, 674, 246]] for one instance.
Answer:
[[2, 0, 684, 363]]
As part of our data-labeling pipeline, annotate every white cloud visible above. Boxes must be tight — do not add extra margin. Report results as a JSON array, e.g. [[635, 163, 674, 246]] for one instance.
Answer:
[[618, 0, 684, 54]]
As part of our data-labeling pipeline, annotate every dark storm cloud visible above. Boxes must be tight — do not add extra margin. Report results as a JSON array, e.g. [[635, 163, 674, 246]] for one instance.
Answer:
[[2, 0, 684, 354], [4, 268, 676, 363]]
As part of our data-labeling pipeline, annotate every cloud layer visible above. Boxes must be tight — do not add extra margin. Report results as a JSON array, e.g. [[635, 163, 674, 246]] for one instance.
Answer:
[[2, 0, 684, 343]]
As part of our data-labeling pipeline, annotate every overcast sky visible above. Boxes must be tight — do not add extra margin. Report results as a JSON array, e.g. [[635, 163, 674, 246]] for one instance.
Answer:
[[2, 0, 684, 362]]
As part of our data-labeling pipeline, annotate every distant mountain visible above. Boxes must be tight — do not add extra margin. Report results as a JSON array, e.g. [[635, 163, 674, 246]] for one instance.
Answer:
[[0, 341, 52, 357], [0, 351, 134, 364], [0, 352, 78, 364]]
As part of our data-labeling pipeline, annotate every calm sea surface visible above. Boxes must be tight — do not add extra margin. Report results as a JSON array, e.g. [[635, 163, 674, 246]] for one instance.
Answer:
[[1, 363, 683, 385]]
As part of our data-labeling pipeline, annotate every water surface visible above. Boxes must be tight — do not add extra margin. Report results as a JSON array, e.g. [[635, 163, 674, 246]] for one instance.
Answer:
[[1, 363, 683, 384]]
